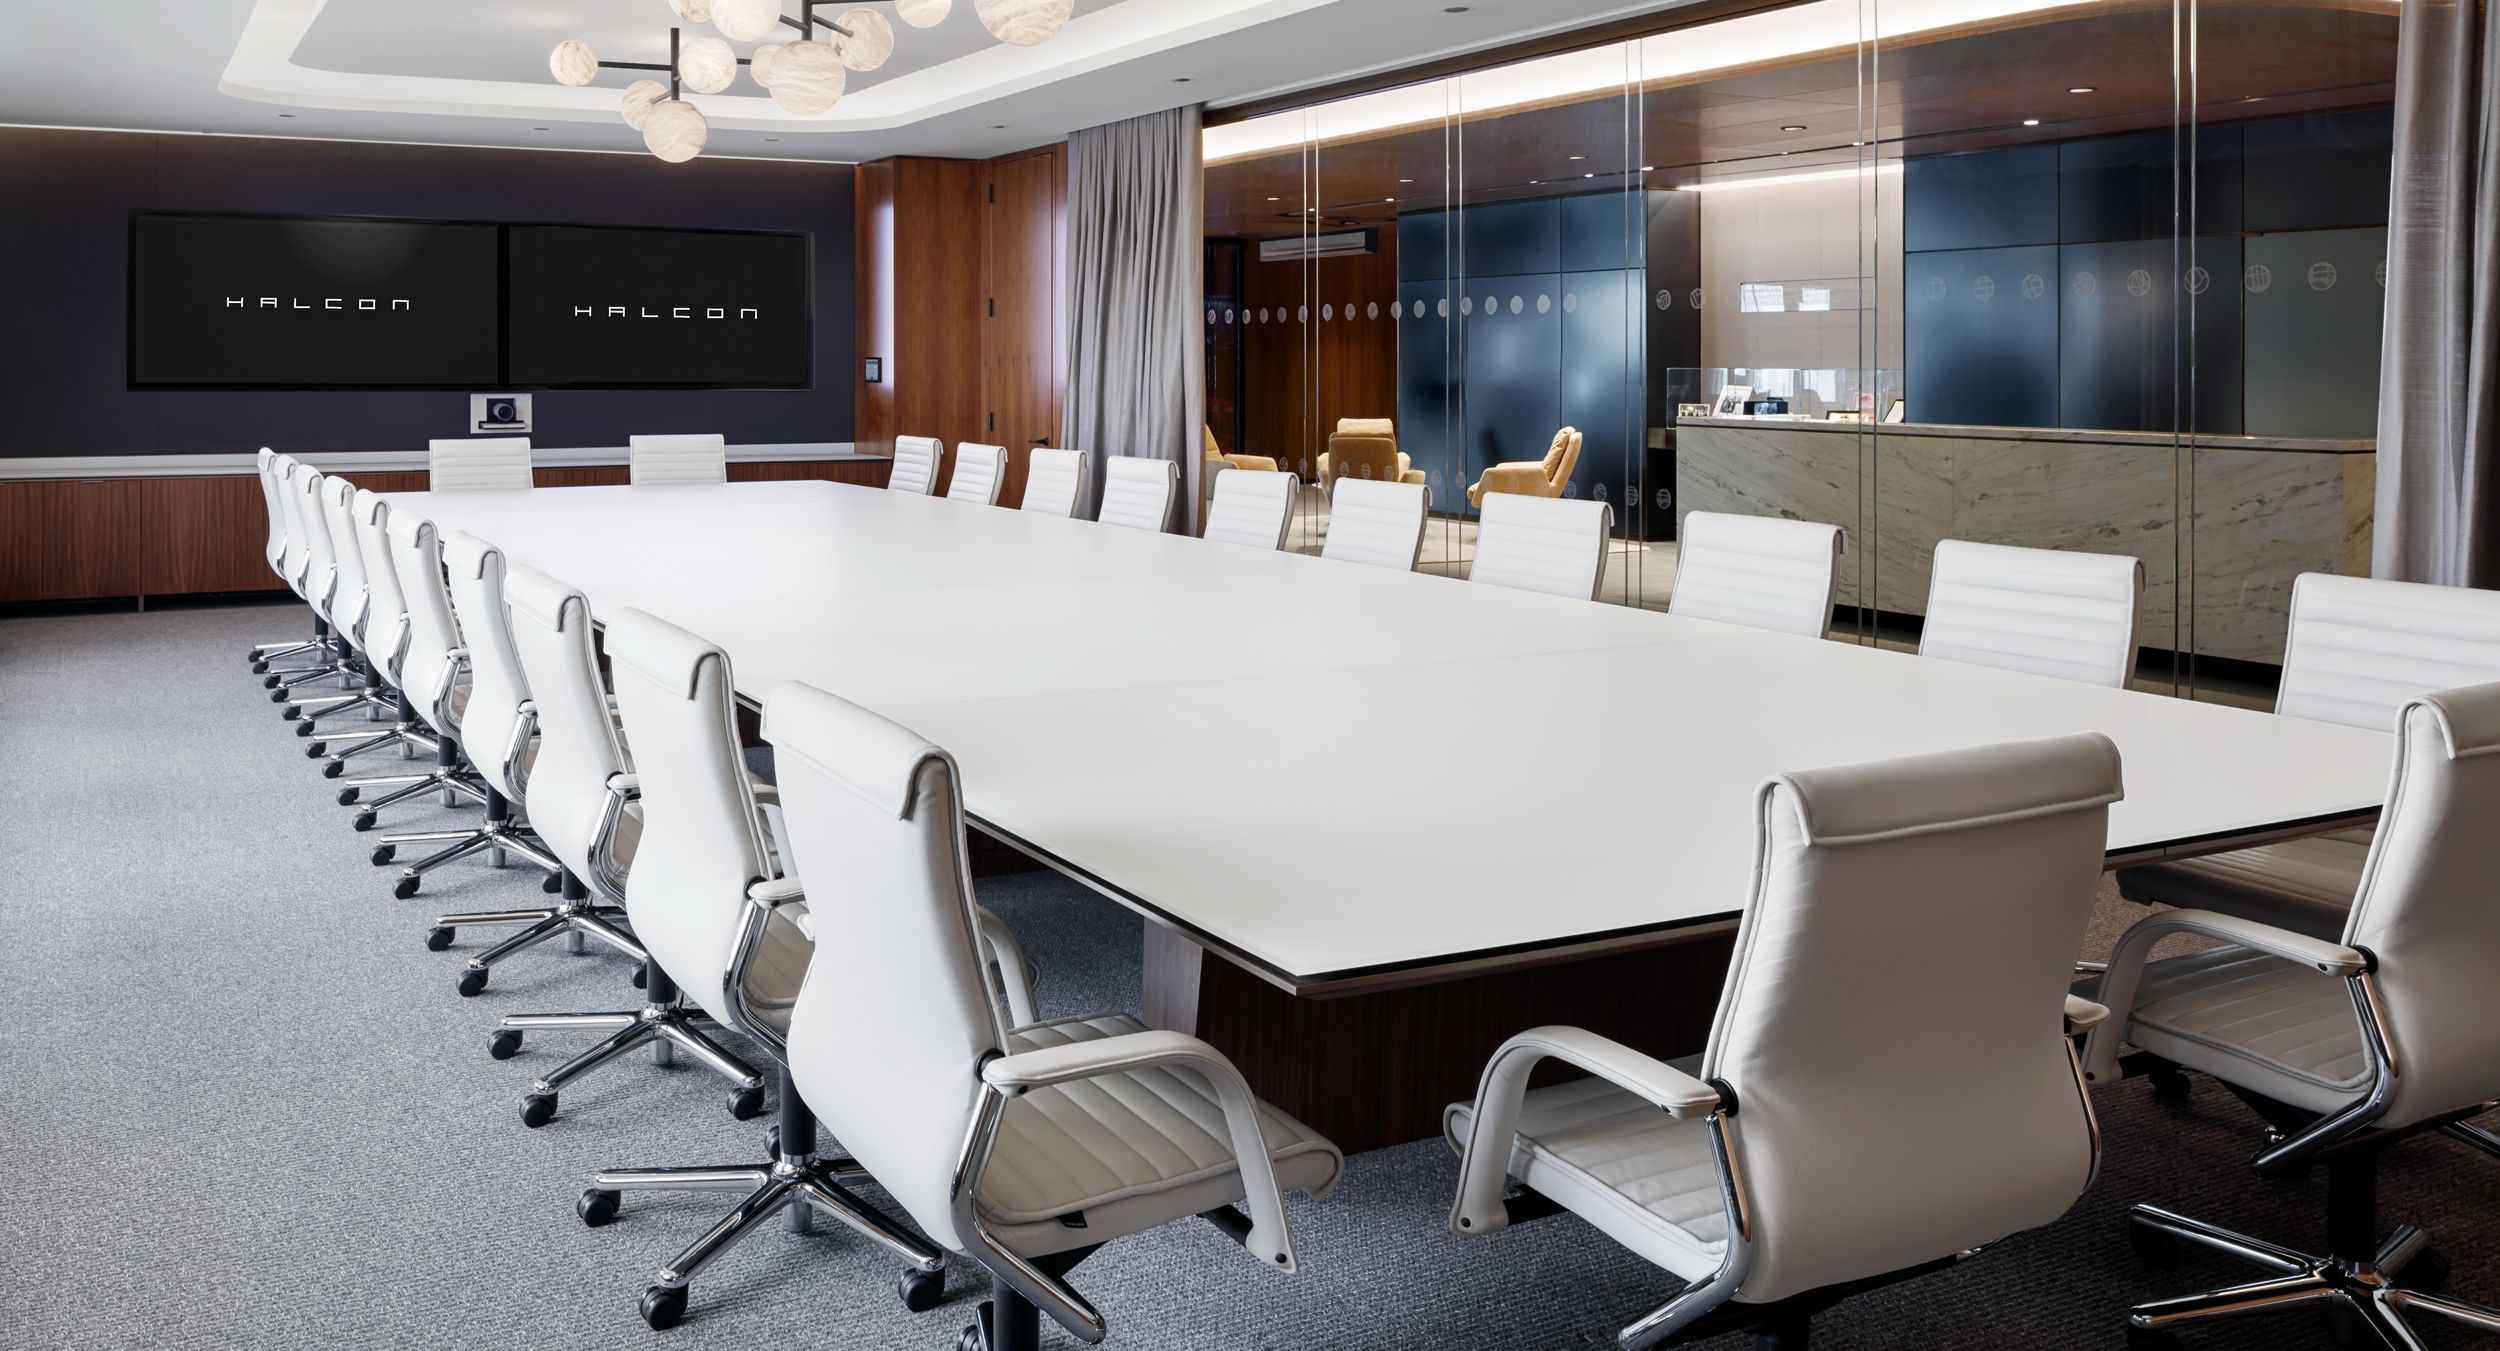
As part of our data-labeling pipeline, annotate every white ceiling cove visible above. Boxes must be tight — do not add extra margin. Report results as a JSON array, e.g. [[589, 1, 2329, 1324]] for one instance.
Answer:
[[0, 0, 1705, 162]]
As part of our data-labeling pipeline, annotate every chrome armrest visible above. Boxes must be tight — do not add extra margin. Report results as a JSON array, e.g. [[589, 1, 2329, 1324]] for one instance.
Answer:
[[2082, 907, 2369, 1083], [1450, 1026, 1725, 1239], [723, 875, 808, 1051], [981, 1030, 1300, 1273], [585, 772, 641, 901], [973, 905, 1040, 1027]]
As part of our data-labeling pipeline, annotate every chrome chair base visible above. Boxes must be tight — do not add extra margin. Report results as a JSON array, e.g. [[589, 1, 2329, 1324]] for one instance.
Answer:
[[372, 779, 559, 898], [580, 1070, 946, 1331], [495, 962, 767, 1128], [430, 869, 642, 996], [2127, 1205, 2500, 1348]]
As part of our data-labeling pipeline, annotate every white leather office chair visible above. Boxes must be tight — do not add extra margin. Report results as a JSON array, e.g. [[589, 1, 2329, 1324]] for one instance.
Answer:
[[1668, 512, 1845, 640], [1469, 493, 1612, 601], [1203, 469, 1299, 551], [256, 457, 344, 687], [574, 610, 958, 1329], [1919, 539, 2143, 688], [285, 474, 403, 737], [370, 530, 563, 910], [428, 436, 534, 491], [1019, 447, 1086, 518], [1320, 477, 1429, 572], [946, 442, 1008, 506], [2085, 683, 2500, 1349], [246, 448, 329, 672], [763, 682, 1342, 1351], [1450, 734, 2121, 1350], [2116, 573, 2500, 940], [628, 433, 729, 486], [890, 435, 941, 496], [266, 463, 351, 711], [308, 489, 439, 779], [426, 558, 647, 1009], [1097, 454, 1179, 532], [342, 510, 491, 833]]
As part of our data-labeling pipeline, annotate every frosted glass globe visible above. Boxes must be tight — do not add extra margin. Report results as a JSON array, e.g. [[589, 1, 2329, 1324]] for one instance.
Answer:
[[620, 79, 670, 130], [749, 42, 784, 88], [679, 34, 738, 93], [895, 0, 951, 28], [642, 99, 709, 163], [976, 0, 1073, 45], [834, 9, 894, 70], [668, 0, 712, 20], [768, 40, 845, 115], [549, 40, 598, 86], [710, 0, 782, 43]]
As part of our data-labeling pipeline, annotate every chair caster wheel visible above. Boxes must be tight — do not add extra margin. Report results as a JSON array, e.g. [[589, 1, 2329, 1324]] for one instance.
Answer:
[[253, 662, 271, 676], [897, 1266, 945, 1312], [640, 1285, 687, 1331], [270, 688, 290, 703], [425, 926, 454, 952], [488, 1029, 522, 1060], [304, 741, 326, 759], [2128, 1214, 2185, 1268], [2149, 1066, 2193, 1100], [393, 876, 420, 900], [577, 1188, 619, 1228], [2404, 1247, 2451, 1294], [959, 1303, 996, 1351], [519, 1092, 557, 1128], [338, 786, 362, 806], [371, 846, 396, 868], [456, 966, 488, 997], [542, 873, 564, 894], [352, 811, 378, 832], [320, 758, 346, 777], [631, 965, 648, 990], [726, 1085, 767, 1121]]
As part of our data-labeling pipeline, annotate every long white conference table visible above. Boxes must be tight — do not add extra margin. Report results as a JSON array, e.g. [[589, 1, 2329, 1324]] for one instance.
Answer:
[[383, 479, 2392, 1148]]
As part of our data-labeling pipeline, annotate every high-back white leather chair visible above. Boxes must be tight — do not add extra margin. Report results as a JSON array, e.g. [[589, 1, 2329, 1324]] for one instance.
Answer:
[[946, 442, 1008, 506], [2086, 682, 2500, 1347], [1449, 733, 2122, 1349], [308, 489, 439, 780], [889, 436, 940, 496], [1320, 477, 1428, 572], [246, 449, 329, 673], [571, 609, 948, 1328], [376, 531, 562, 914], [350, 510, 490, 834], [270, 467, 370, 723], [1097, 454, 1180, 532], [764, 681, 1342, 1351], [2116, 572, 2500, 939], [428, 437, 534, 491], [1018, 447, 1085, 518], [628, 433, 729, 486], [1203, 469, 1299, 551], [1667, 511, 1843, 640], [1919, 539, 2143, 688], [1469, 493, 1612, 600]]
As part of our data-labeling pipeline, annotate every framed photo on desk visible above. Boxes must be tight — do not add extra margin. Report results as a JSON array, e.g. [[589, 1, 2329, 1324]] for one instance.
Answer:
[[1712, 385, 1754, 418]]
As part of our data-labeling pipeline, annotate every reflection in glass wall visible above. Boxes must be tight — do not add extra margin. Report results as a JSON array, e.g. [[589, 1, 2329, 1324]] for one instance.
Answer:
[[1203, 0, 2399, 697]]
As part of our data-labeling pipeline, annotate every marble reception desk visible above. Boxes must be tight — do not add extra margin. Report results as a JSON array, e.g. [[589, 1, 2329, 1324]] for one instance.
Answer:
[[1676, 418, 2374, 665]]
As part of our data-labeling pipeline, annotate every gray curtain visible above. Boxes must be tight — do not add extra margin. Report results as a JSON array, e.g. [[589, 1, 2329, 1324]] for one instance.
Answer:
[[2374, 0, 2500, 585], [1061, 105, 1205, 531]]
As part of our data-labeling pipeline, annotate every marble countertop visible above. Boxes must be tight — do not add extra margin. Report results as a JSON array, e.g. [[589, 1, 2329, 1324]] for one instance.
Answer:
[[1679, 418, 2373, 454]]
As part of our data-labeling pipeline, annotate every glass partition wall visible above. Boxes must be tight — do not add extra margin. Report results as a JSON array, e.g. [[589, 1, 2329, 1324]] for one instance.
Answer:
[[1204, 0, 2398, 695]]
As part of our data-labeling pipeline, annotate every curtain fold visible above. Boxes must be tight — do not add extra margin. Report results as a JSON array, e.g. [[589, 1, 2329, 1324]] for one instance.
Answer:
[[1060, 105, 1206, 532], [2374, 0, 2500, 585]]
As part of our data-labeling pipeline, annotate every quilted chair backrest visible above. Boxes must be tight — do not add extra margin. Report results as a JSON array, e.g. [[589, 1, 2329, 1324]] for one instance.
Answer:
[[387, 512, 460, 732], [2343, 682, 2500, 1129], [1320, 478, 1428, 572], [256, 448, 288, 573], [319, 474, 370, 643], [1470, 492, 1611, 600], [1668, 511, 1843, 640], [1203, 469, 1298, 551], [1704, 733, 2121, 1304], [501, 563, 630, 887], [352, 489, 410, 685], [273, 457, 312, 596], [439, 532, 532, 797], [628, 433, 729, 486], [890, 437, 941, 496], [2276, 573, 2500, 731], [427, 437, 534, 492], [766, 682, 1005, 1255], [947, 443, 1008, 506], [1020, 448, 1086, 518], [1919, 539, 2144, 689], [1097, 455, 1178, 532], [606, 608, 774, 1030]]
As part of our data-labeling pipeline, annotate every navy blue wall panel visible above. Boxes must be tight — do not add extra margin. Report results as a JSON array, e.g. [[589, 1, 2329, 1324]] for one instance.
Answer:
[[2057, 236, 2244, 434], [1397, 209, 1450, 283], [2244, 109, 2393, 231], [1461, 199, 1561, 279], [1559, 190, 1643, 273], [2058, 126, 2244, 243], [1395, 280, 1462, 502], [1558, 269, 1637, 506], [1903, 144, 2060, 252], [1461, 277, 1563, 485], [1903, 245, 2061, 428]]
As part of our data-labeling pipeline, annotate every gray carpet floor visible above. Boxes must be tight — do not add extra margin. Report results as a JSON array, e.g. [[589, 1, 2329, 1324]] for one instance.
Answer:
[[3, 598, 2493, 1350]]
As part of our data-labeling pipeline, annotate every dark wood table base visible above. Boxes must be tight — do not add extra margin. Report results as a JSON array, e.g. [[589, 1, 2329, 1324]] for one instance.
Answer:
[[1143, 925, 1738, 1155]]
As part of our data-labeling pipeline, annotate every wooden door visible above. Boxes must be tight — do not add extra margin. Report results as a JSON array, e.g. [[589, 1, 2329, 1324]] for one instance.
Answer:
[[982, 146, 1066, 508]]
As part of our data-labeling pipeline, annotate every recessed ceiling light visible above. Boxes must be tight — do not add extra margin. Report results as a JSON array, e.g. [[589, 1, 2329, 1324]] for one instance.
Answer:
[[1528, 179, 1540, 184], [1442, 4, 1471, 10], [2068, 86, 2097, 94], [1582, 172, 1595, 178], [533, 126, 551, 132], [988, 123, 1007, 129], [1398, 177, 1415, 183], [1780, 124, 1807, 132], [2023, 118, 2041, 126], [764, 136, 780, 142], [1171, 76, 1192, 82], [1639, 165, 1654, 172], [1267, 195, 1281, 201], [1568, 154, 1586, 161], [277, 113, 296, 118], [1384, 196, 1396, 202]]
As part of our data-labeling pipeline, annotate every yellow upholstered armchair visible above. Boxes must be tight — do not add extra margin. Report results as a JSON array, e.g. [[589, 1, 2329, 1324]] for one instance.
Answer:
[[1467, 426, 1583, 508], [1204, 425, 1278, 474], [1318, 418, 1425, 490]]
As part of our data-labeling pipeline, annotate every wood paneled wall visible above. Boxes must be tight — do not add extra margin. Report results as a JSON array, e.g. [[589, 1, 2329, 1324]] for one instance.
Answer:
[[1238, 229, 1402, 481], [0, 459, 887, 605], [855, 147, 1068, 506]]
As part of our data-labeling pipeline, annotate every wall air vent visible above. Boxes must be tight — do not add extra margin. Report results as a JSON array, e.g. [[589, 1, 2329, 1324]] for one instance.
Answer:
[[1258, 229, 1378, 263]]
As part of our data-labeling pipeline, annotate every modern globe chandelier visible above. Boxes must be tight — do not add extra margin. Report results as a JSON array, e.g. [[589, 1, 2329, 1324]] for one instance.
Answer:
[[551, 0, 1075, 162]]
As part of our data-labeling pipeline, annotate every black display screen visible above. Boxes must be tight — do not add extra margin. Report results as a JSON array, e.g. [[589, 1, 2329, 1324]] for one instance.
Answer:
[[128, 213, 501, 387], [504, 225, 811, 389]]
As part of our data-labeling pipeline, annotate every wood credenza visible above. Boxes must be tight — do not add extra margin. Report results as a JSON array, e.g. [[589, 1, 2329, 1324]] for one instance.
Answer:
[[0, 458, 889, 605]]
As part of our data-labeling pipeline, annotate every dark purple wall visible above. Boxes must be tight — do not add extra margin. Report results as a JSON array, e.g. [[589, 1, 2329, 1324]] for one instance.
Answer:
[[0, 127, 854, 459]]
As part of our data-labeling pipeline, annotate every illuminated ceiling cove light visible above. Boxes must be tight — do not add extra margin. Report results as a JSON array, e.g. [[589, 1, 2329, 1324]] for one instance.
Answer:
[[1205, 0, 2123, 163], [1673, 161, 1904, 193]]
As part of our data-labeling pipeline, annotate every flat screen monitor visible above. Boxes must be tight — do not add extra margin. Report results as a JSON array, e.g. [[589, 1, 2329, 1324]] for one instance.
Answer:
[[504, 225, 811, 388], [128, 213, 501, 388]]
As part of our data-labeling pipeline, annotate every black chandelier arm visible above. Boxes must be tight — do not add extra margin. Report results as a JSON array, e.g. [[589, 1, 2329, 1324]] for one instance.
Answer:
[[778, 1, 855, 41]]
